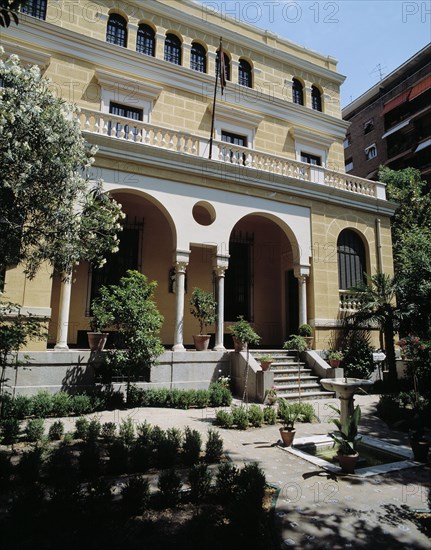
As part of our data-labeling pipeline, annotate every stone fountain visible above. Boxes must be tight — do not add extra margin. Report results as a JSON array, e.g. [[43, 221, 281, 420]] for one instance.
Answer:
[[320, 378, 374, 424]]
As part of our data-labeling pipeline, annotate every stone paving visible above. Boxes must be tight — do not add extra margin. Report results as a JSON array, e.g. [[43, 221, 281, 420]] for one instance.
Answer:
[[45, 394, 431, 549]]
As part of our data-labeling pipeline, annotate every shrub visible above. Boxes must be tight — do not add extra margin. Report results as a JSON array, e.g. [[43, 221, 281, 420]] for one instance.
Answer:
[[136, 420, 153, 444], [119, 417, 135, 446], [216, 462, 239, 503], [86, 419, 102, 442], [11, 395, 32, 419], [174, 389, 194, 410], [1, 418, 20, 445], [157, 428, 182, 469], [188, 463, 212, 502], [183, 426, 202, 466], [150, 425, 165, 447], [121, 476, 150, 515], [48, 420, 64, 441], [149, 388, 170, 407], [247, 404, 264, 427], [205, 428, 223, 463], [129, 441, 152, 473], [74, 417, 89, 440], [232, 405, 249, 430], [31, 391, 53, 418], [107, 440, 129, 474], [263, 406, 277, 425], [215, 409, 234, 429], [18, 446, 45, 482], [126, 385, 145, 408], [194, 389, 210, 408], [209, 383, 232, 407], [25, 418, 45, 442], [48, 444, 77, 485], [376, 394, 403, 423], [0, 452, 13, 485], [51, 392, 73, 417], [157, 469, 182, 507], [233, 462, 266, 526], [290, 402, 316, 423], [72, 394, 92, 416], [101, 422, 117, 442]]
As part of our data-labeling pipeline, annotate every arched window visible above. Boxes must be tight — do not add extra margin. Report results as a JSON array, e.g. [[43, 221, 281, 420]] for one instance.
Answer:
[[164, 33, 182, 65], [106, 13, 128, 48], [337, 230, 366, 290], [136, 24, 155, 56], [292, 78, 304, 105], [238, 59, 252, 88], [311, 85, 322, 111], [21, 0, 47, 20], [190, 42, 206, 72]]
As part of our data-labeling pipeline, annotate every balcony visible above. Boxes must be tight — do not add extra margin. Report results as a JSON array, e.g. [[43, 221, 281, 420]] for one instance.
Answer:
[[79, 109, 386, 200]]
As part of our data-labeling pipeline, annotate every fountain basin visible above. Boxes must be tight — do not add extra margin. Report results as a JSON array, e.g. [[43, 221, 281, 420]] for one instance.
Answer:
[[320, 377, 374, 397]]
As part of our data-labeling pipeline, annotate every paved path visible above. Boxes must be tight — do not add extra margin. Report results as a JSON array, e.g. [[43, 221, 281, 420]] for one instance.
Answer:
[[47, 394, 431, 549]]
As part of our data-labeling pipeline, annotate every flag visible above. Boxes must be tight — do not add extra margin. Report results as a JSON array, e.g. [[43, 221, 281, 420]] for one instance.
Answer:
[[218, 38, 226, 95]]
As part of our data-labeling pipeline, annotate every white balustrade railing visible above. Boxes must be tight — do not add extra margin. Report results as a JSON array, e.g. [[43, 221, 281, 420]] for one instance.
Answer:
[[79, 108, 382, 199], [339, 291, 365, 311]]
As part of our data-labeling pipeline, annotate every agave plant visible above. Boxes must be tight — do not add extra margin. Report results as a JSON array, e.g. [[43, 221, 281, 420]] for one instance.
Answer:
[[328, 404, 361, 455]]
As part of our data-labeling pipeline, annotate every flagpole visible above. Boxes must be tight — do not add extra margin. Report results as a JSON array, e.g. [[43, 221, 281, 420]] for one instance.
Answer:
[[209, 37, 222, 160]]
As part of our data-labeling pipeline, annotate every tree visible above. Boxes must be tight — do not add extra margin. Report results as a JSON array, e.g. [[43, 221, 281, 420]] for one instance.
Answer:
[[0, 0, 23, 27], [380, 167, 431, 339], [0, 51, 124, 278], [346, 273, 401, 387], [91, 271, 164, 396]]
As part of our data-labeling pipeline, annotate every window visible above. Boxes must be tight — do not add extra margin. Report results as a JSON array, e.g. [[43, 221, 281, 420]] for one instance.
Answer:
[[238, 59, 252, 88], [221, 131, 247, 165], [106, 13, 128, 48], [365, 144, 377, 160], [311, 85, 322, 111], [21, 0, 47, 20], [108, 102, 143, 140], [225, 233, 254, 321], [190, 42, 206, 73], [292, 78, 304, 105], [343, 134, 351, 149], [136, 24, 155, 56], [337, 229, 366, 290], [363, 119, 374, 134], [164, 33, 182, 65], [301, 152, 321, 166], [345, 158, 353, 172]]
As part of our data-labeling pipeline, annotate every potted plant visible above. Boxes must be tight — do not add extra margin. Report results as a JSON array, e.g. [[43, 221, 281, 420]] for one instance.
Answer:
[[278, 398, 300, 447], [228, 316, 261, 352], [265, 386, 278, 406], [283, 334, 308, 353], [256, 354, 273, 371], [298, 323, 313, 349], [327, 350, 344, 368], [189, 287, 217, 351], [328, 404, 361, 473], [409, 427, 430, 462], [88, 297, 113, 352]]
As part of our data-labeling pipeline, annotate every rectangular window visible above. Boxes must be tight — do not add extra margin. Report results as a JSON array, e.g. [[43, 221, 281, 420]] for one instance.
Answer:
[[365, 144, 377, 160], [301, 152, 321, 166], [345, 158, 353, 172], [108, 102, 143, 140], [221, 131, 247, 165], [343, 134, 351, 149], [363, 119, 374, 134], [21, 0, 47, 20]]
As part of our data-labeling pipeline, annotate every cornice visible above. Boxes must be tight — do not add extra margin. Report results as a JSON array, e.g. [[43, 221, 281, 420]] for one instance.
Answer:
[[0, 39, 51, 68], [86, 133, 396, 217], [4, 19, 348, 141], [95, 68, 162, 101]]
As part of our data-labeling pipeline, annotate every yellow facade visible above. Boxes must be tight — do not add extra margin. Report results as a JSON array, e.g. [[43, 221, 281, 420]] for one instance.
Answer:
[[2, 0, 396, 351]]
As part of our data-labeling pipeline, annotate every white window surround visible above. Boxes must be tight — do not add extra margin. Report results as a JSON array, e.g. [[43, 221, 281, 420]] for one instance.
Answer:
[[208, 102, 263, 148], [290, 126, 334, 167], [365, 143, 377, 160], [95, 69, 162, 123]]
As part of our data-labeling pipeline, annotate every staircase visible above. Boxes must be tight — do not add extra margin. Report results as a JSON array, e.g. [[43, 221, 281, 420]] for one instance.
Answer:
[[252, 350, 334, 401]]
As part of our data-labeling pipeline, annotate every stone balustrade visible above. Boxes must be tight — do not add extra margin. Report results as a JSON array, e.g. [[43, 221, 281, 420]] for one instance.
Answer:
[[79, 108, 385, 199], [339, 291, 365, 311]]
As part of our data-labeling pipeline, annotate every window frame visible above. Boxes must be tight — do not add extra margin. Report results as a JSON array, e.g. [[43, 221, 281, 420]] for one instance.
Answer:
[[311, 85, 322, 112], [106, 13, 128, 48], [365, 144, 377, 160], [136, 23, 155, 57], [300, 152, 321, 166], [190, 42, 207, 73], [337, 229, 366, 291], [238, 59, 252, 88], [164, 33, 182, 65], [292, 78, 304, 106], [21, 0, 47, 20]]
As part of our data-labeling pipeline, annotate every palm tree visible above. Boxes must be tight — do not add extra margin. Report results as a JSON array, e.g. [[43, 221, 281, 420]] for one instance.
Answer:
[[345, 273, 401, 387]]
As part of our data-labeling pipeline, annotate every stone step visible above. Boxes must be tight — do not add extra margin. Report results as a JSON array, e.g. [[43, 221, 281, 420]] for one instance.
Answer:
[[275, 382, 323, 391], [276, 390, 335, 401], [273, 375, 320, 383]]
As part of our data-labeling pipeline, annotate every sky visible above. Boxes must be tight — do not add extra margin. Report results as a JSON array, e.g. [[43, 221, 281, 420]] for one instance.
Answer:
[[195, 0, 431, 107]]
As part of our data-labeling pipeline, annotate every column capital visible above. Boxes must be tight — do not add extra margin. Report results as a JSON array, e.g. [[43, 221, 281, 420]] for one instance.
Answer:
[[173, 249, 190, 265], [214, 265, 227, 278], [293, 264, 310, 278], [174, 261, 188, 274]]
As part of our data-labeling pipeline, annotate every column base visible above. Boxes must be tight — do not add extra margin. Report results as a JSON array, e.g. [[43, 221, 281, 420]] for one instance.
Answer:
[[172, 343, 186, 351], [213, 344, 226, 351], [54, 343, 69, 351]]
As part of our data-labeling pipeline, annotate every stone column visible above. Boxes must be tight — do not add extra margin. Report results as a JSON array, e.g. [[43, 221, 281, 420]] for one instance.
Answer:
[[54, 273, 72, 350], [213, 265, 227, 351], [294, 265, 310, 327], [172, 255, 189, 351]]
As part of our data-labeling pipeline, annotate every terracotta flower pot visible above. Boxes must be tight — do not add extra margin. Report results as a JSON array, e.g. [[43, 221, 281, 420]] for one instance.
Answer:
[[192, 334, 211, 351], [337, 451, 359, 473], [87, 332, 109, 352], [232, 336, 247, 352], [260, 361, 272, 371], [329, 359, 341, 368], [279, 427, 296, 447], [410, 439, 430, 462]]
